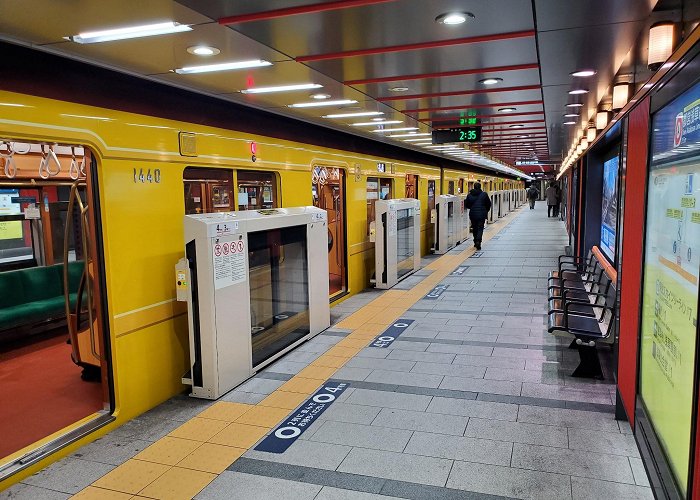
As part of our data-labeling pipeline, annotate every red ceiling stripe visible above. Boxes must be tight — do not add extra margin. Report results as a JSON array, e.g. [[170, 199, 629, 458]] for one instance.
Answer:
[[219, 0, 398, 24], [425, 112, 544, 123], [295, 30, 535, 62], [404, 100, 543, 113], [378, 85, 541, 102], [344, 63, 539, 85]]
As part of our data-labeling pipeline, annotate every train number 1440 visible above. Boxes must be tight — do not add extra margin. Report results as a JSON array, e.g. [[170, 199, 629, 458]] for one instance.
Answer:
[[133, 168, 162, 184]]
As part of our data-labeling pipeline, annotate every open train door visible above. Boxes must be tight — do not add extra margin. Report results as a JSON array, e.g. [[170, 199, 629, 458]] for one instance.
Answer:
[[63, 180, 101, 380]]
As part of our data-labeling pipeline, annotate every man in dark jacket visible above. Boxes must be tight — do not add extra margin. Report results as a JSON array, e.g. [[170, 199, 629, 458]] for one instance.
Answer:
[[465, 182, 492, 250]]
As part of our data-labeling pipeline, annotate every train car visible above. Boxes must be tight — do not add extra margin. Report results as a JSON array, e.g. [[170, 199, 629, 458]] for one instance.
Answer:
[[0, 87, 521, 485]]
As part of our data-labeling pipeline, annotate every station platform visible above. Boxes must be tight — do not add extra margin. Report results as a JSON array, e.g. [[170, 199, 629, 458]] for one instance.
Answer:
[[2, 203, 650, 500]]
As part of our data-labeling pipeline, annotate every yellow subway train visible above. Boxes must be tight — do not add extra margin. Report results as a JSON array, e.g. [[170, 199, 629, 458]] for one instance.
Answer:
[[0, 89, 523, 487]]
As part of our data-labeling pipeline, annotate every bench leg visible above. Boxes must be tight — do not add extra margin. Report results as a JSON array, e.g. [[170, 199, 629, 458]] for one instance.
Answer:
[[571, 344, 604, 379]]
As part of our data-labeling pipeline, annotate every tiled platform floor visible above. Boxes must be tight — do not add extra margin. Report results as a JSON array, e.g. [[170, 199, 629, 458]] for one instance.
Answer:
[[1, 202, 651, 500]]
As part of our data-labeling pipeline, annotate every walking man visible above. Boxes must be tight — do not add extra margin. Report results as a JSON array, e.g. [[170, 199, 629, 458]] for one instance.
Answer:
[[465, 182, 491, 251], [546, 181, 558, 218], [527, 184, 539, 209]]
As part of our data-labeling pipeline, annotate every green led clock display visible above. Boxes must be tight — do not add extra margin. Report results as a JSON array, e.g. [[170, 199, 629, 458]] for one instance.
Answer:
[[431, 127, 482, 144]]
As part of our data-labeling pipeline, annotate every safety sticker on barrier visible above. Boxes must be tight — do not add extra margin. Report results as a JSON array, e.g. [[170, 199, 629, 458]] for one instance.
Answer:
[[254, 381, 350, 453]]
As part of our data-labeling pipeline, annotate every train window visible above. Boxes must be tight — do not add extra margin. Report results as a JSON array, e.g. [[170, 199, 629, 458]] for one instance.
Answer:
[[312, 166, 347, 298], [448, 181, 455, 195], [367, 177, 392, 235], [458, 179, 464, 194], [237, 170, 277, 211], [405, 174, 418, 199], [183, 167, 234, 214]]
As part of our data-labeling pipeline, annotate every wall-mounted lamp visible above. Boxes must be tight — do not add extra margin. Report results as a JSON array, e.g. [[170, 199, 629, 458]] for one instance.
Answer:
[[612, 83, 630, 111], [648, 22, 675, 71], [587, 126, 597, 142], [596, 110, 611, 129]]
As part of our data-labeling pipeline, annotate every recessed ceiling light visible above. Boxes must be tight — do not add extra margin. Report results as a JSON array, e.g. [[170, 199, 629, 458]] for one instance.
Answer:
[[563, 121, 577, 125], [311, 93, 331, 99], [564, 113, 579, 117], [69, 21, 191, 44], [351, 120, 402, 126], [241, 83, 322, 94], [323, 111, 384, 118], [570, 69, 597, 77], [479, 78, 503, 85], [517, 135, 528, 138], [568, 89, 589, 95], [498, 107, 517, 112], [288, 99, 358, 108], [389, 86, 410, 92], [187, 46, 220, 56], [509, 124, 525, 128], [174, 60, 272, 74], [435, 12, 475, 25], [372, 117, 386, 121], [566, 103, 584, 107]]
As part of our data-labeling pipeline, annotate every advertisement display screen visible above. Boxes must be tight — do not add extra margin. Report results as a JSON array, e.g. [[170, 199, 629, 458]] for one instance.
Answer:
[[639, 79, 700, 496], [600, 156, 619, 260]]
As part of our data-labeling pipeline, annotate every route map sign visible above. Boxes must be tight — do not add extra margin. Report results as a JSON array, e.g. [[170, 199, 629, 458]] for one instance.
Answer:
[[639, 78, 700, 495]]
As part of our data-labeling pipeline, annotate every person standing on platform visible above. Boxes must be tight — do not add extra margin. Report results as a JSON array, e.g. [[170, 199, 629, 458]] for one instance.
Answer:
[[465, 182, 491, 251], [527, 184, 539, 209], [554, 182, 562, 218], [546, 181, 559, 218]]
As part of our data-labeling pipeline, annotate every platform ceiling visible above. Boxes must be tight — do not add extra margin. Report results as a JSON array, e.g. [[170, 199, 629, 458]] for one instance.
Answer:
[[0, 0, 658, 177]]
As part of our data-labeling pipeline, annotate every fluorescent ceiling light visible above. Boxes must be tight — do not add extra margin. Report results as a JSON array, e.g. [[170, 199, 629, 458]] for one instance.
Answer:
[[404, 138, 431, 142], [566, 103, 584, 107], [311, 93, 331, 100], [568, 89, 589, 95], [390, 133, 431, 138], [69, 22, 191, 44], [498, 107, 517, 112], [389, 87, 409, 92], [323, 111, 383, 118], [563, 121, 576, 125], [175, 60, 272, 74], [241, 83, 322, 94], [351, 120, 402, 126], [0, 103, 27, 107], [564, 113, 579, 117], [289, 99, 357, 108], [371, 127, 419, 133]]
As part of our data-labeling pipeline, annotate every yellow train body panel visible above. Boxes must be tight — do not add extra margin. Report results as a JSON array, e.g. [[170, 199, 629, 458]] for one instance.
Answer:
[[0, 89, 517, 486]]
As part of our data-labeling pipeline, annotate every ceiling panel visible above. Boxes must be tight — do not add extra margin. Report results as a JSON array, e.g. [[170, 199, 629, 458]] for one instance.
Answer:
[[352, 68, 541, 99], [180, 0, 534, 58], [534, 0, 656, 31], [297, 38, 539, 83]]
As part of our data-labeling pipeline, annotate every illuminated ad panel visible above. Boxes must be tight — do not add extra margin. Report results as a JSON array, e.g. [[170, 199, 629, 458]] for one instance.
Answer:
[[640, 79, 700, 496]]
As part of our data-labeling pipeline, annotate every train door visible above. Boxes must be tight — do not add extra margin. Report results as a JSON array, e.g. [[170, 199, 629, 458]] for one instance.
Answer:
[[0, 141, 110, 475], [405, 174, 418, 199], [427, 179, 436, 250], [312, 166, 347, 298], [183, 168, 234, 214]]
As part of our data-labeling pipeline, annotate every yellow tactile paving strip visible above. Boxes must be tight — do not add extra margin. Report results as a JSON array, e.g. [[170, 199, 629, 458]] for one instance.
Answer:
[[71, 213, 519, 499]]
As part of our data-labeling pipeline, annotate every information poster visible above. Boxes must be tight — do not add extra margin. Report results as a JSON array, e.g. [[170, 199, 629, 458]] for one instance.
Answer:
[[600, 156, 619, 260], [640, 79, 700, 496]]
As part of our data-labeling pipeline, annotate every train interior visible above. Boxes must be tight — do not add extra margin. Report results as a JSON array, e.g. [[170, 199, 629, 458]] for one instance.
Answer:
[[0, 140, 106, 460]]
